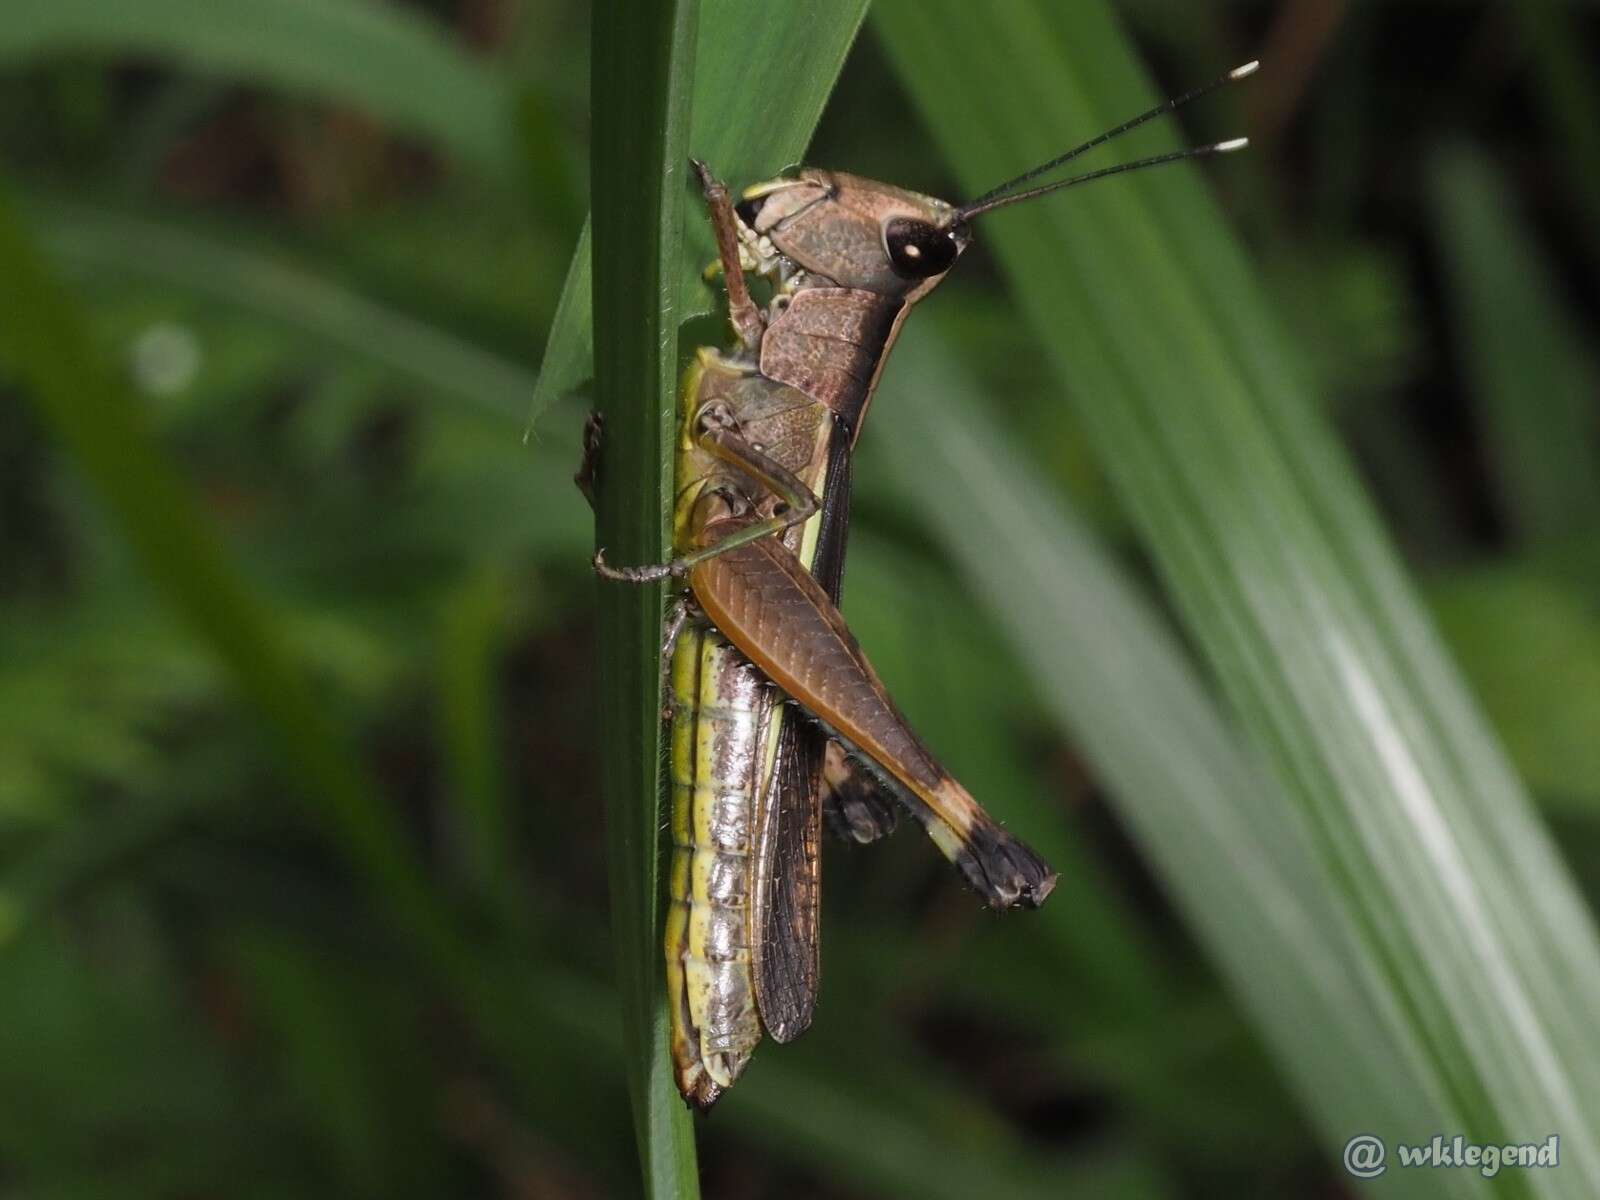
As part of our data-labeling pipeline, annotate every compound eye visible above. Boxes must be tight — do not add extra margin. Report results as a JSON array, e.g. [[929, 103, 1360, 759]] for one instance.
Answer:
[[884, 218, 959, 279]]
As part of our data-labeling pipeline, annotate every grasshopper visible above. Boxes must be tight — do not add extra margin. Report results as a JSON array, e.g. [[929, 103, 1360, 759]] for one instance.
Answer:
[[582, 61, 1258, 1107]]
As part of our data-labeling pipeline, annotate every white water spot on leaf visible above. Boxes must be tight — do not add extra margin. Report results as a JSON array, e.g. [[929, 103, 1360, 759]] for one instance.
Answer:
[[130, 322, 202, 397]]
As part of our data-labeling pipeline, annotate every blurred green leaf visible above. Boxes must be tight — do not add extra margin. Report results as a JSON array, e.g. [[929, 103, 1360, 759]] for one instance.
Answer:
[[0, 791, 193, 944], [226, 928, 448, 1195], [0, 923, 292, 1197], [588, 0, 700, 1192], [870, 329, 1456, 1190], [1513, 0, 1600, 269], [840, 528, 1178, 1027], [1431, 563, 1600, 816], [876, 1, 1600, 1191], [508, 958, 1167, 1199], [1263, 238, 1421, 405], [1428, 144, 1600, 545], [733, 1040, 1173, 1200], [2, 0, 514, 175], [0, 603, 212, 823], [40, 202, 533, 427], [436, 566, 515, 913], [529, 0, 871, 421], [0, 178, 464, 987], [34, 200, 596, 574]]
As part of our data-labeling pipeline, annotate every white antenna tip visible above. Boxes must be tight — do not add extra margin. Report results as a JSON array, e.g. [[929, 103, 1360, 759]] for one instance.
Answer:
[[1230, 60, 1262, 80], [1216, 137, 1250, 153]]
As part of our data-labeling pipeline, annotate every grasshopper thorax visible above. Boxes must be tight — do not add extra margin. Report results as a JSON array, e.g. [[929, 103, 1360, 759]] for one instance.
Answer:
[[736, 169, 971, 298]]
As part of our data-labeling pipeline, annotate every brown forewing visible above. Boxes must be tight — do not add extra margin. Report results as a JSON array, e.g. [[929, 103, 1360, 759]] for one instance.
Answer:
[[747, 428, 850, 1044]]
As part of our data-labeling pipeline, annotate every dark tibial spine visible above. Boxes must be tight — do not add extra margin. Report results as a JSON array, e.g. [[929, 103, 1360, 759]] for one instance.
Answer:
[[664, 616, 777, 1105]]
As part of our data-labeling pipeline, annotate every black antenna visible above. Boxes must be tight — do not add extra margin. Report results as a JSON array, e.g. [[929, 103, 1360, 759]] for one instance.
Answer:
[[959, 59, 1259, 216], [956, 138, 1249, 221]]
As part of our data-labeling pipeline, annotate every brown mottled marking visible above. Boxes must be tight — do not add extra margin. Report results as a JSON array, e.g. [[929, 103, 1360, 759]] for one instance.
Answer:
[[760, 288, 903, 435]]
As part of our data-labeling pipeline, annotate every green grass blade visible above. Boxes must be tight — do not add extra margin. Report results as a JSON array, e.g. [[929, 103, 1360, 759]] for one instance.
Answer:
[[869, 330, 1463, 1192], [38, 200, 533, 426], [1426, 144, 1600, 545], [0, 180, 461, 973], [1430, 565, 1600, 817], [0, 196, 603, 1164], [436, 567, 516, 916], [589, 0, 700, 1192], [32, 199, 593, 576], [529, 0, 870, 422], [1, 0, 513, 175], [876, 2, 1600, 1190]]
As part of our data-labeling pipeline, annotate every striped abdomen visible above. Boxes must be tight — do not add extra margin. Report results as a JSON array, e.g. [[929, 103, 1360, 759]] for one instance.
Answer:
[[664, 616, 780, 1106]]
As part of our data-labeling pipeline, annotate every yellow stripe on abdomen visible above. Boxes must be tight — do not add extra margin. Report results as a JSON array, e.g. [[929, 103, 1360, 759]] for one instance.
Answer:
[[664, 619, 771, 1101]]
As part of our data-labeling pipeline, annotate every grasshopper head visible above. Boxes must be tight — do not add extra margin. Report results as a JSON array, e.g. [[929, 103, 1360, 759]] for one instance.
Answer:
[[736, 169, 971, 298], [728, 61, 1259, 298]]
